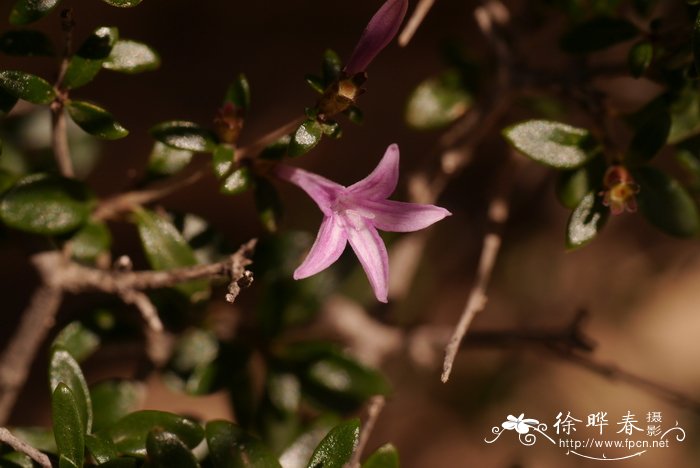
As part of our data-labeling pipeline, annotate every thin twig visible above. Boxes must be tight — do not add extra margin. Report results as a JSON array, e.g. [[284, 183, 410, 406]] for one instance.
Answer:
[[51, 9, 75, 178], [0, 285, 62, 424], [0, 240, 256, 424], [0, 427, 52, 468], [441, 188, 510, 382], [398, 0, 435, 47], [347, 395, 386, 468]]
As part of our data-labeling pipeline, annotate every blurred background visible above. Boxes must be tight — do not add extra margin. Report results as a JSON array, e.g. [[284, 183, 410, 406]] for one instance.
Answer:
[[2, 0, 700, 466]]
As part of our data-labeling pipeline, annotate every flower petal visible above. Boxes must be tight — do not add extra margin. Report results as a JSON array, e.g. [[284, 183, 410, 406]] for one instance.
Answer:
[[502, 422, 517, 430], [359, 199, 451, 232], [515, 423, 530, 434], [275, 163, 344, 216], [348, 144, 400, 200], [344, 0, 409, 75], [344, 217, 389, 302], [294, 215, 347, 279]]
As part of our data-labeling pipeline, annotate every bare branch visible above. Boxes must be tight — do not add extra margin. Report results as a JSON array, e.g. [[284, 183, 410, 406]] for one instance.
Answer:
[[347, 395, 386, 468], [0, 427, 52, 468], [398, 0, 435, 47]]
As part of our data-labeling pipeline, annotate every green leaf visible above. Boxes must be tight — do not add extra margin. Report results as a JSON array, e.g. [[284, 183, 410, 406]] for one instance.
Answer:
[[278, 417, 338, 468], [164, 328, 219, 395], [221, 167, 252, 195], [85, 433, 118, 463], [405, 70, 471, 130], [146, 429, 201, 468], [322, 49, 342, 86], [306, 419, 359, 468], [134, 209, 209, 301], [633, 166, 700, 237], [259, 136, 290, 161], [102, 39, 160, 73], [503, 120, 597, 169], [0, 88, 18, 115], [49, 348, 93, 433], [627, 106, 670, 164], [0, 174, 92, 235], [224, 74, 251, 112], [305, 75, 325, 94], [67, 100, 128, 140], [561, 17, 638, 53], [254, 177, 283, 232], [10, 427, 57, 454], [70, 220, 112, 264], [289, 120, 322, 157], [99, 0, 142, 6], [0, 71, 55, 104], [669, 87, 700, 144], [362, 444, 399, 468], [102, 410, 204, 457], [212, 144, 234, 178], [90, 380, 145, 433], [205, 420, 282, 468], [1, 452, 33, 468], [555, 158, 605, 209], [0, 30, 54, 56], [52, 383, 85, 468], [148, 142, 193, 176], [566, 192, 609, 250], [52, 321, 100, 363], [63, 27, 119, 89], [9, 0, 61, 25], [151, 121, 217, 152], [627, 41, 653, 78]]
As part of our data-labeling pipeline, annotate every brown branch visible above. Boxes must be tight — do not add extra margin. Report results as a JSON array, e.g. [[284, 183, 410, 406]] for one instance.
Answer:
[[348, 395, 386, 468], [0, 239, 256, 424], [398, 0, 436, 47], [0, 427, 52, 468]]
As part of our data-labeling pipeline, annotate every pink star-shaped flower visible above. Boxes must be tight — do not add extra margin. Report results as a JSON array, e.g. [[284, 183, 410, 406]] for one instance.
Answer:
[[275, 144, 451, 302]]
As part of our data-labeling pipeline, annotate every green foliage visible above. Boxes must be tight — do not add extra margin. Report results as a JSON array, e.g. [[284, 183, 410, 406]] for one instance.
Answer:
[[51, 321, 100, 363], [212, 144, 234, 178], [67, 100, 129, 140], [90, 381, 144, 433], [362, 444, 399, 468], [306, 419, 359, 468], [0, 30, 54, 56], [0, 70, 55, 104], [134, 209, 209, 301], [205, 421, 282, 468], [148, 142, 193, 176], [150, 121, 218, 152], [101, 411, 204, 457], [103, 40, 160, 73], [221, 167, 253, 195], [289, 120, 323, 157], [628, 41, 653, 78], [0, 174, 92, 235], [405, 70, 472, 130], [164, 328, 219, 395], [146, 429, 201, 468], [52, 384, 85, 468], [9, 0, 61, 25], [566, 192, 609, 249], [633, 166, 700, 237], [503, 120, 598, 169], [70, 220, 112, 264], [63, 27, 119, 89], [49, 348, 93, 433], [224, 74, 251, 112], [555, 158, 605, 209]]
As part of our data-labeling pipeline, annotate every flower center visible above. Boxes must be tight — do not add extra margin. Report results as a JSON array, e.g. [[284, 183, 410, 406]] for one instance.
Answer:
[[331, 194, 375, 231]]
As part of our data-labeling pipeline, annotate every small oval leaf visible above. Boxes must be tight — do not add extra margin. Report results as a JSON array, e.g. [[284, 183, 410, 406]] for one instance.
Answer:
[[151, 121, 217, 152], [49, 348, 93, 433], [206, 420, 282, 468], [288, 120, 322, 157], [102, 410, 204, 457], [405, 70, 471, 130], [0, 174, 91, 235], [221, 167, 252, 195], [52, 321, 100, 363], [224, 74, 250, 112], [90, 380, 145, 433], [0, 30, 54, 56], [633, 166, 700, 237], [52, 383, 85, 468], [67, 100, 129, 140], [146, 429, 201, 468], [362, 444, 399, 468], [566, 192, 609, 250], [628, 41, 653, 78], [9, 0, 61, 25], [212, 144, 234, 178], [63, 27, 119, 89], [503, 120, 597, 169], [148, 142, 193, 176], [103, 39, 160, 73], [85, 433, 118, 464], [70, 220, 112, 264], [306, 419, 359, 468], [0, 70, 55, 104]]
